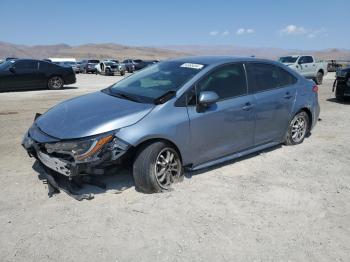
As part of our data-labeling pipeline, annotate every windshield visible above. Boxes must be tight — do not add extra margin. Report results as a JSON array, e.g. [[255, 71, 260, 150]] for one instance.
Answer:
[[88, 60, 99, 64], [105, 62, 116, 66], [279, 56, 298, 63], [106, 61, 206, 103], [0, 60, 14, 70]]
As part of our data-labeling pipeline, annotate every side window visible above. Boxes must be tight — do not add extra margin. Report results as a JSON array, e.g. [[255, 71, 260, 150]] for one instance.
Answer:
[[197, 63, 247, 100], [277, 67, 297, 87], [305, 56, 314, 63], [246, 63, 280, 93], [39, 61, 56, 70], [14, 60, 38, 70], [299, 56, 313, 64]]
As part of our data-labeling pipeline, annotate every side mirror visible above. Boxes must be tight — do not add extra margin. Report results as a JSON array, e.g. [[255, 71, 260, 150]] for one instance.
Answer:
[[9, 67, 15, 73], [198, 91, 219, 107]]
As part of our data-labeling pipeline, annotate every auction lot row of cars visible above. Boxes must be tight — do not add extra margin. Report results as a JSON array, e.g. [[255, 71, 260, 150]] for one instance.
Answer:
[[0, 54, 349, 196]]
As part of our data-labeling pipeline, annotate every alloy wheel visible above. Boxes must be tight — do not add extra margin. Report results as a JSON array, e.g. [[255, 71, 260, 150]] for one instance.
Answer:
[[48, 76, 63, 89], [291, 114, 307, 143], [154, 148, 181, 189]]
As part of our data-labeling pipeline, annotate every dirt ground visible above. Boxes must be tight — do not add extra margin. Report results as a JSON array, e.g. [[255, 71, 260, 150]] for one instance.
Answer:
[[0, 72, 349, 262]]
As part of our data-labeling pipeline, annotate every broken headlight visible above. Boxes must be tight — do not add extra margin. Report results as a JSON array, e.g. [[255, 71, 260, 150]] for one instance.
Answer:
[[45, 133, 115, 162]]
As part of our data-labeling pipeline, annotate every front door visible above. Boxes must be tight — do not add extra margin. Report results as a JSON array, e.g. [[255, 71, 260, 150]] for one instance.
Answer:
[[187, 63, 255, 165]]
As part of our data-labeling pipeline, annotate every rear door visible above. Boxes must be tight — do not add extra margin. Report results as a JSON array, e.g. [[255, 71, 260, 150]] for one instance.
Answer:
[[187, 63, 256, 165], [246, 62, 298, 145]]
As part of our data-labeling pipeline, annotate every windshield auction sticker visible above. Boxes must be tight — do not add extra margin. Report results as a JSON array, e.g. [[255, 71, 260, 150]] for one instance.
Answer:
[[180, 63, 204, 70]]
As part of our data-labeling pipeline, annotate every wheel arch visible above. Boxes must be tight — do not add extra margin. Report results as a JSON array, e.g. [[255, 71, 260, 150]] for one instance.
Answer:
[[133, 137, 183, 163]]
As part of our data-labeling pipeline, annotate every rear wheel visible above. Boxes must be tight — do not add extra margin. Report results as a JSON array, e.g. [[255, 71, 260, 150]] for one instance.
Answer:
[[315, 71, 323, 85], [133, 141, 183, 193], [285, 111, 309, 145], [105, 68, 111, 76], [47, 76, 63, 90], [335, 85, 345, 101]]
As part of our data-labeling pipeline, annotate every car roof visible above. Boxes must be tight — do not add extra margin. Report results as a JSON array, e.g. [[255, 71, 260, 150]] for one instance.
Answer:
[[167, 56, 278, 66]]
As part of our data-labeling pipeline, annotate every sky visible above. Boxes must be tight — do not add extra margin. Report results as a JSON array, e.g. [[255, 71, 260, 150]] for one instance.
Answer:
[[0, 0, 349, 50]]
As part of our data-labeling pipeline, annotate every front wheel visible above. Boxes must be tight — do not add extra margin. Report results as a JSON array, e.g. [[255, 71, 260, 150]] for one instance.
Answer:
[[120, 70, 125, 76], [133, 141, 183, 193], [47, 76, 63, 90], [285, 111, 309, 145]]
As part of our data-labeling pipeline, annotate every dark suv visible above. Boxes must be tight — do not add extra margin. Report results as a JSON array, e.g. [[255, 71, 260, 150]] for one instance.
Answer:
[[80, 59, 100, 74], [333, 66, 350, 100]]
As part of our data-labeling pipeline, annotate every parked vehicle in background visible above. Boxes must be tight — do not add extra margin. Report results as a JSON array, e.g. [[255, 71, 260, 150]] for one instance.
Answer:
[[327, 60, 343, 72], [122, 59, 158, 71], [0, 59, 76, 91], [122, 59, 139, 72], [113, 59, 134, 73], [95, 60, 126, 76], [333, 66, 350, 100], [22, 56, 319, 193], [80, 59, 100, 74], [278, 55, 327, 85], [48, 58, 80, 74]]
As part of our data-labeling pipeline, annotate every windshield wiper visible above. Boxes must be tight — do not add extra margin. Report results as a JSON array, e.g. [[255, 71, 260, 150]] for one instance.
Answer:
[[154, 91, 176, 105], [105, 88, 141, 103]]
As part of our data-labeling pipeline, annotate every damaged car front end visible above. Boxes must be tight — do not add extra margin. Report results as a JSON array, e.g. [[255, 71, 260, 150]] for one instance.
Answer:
[[22, 124, 130, 178]]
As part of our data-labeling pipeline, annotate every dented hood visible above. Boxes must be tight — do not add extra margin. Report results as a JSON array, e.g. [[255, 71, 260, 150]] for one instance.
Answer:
[[36, 91, 154, 139]]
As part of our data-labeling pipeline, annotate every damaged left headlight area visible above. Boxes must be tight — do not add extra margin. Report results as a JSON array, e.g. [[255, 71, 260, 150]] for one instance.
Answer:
[[22, 129, 130, 177]]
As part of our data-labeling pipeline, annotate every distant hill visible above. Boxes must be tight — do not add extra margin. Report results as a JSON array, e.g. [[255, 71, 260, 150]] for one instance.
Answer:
[[162, 45, 350, 61], [0, 42, 188, 60], [1, 41, 350, 61]]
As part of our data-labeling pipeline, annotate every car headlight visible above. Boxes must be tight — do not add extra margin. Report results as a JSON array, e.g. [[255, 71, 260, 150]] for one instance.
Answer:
[[45, 134, 114, 162]]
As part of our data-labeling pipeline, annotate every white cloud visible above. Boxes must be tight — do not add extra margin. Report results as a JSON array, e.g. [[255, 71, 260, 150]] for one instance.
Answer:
[[280, 25, 327, 39], [236, 28, 245, 35], [209, 31, 219, 36], [222, 30, 229, 36], [236, 28, 255, 35], [280, 24, 307, 35]]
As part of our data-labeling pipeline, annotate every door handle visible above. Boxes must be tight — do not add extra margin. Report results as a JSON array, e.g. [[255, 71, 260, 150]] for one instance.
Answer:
[[242, 102, 253, 111], [284, 92, 293, 99]]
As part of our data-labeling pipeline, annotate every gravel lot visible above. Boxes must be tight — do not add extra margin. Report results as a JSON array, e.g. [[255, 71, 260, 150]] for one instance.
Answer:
[[0, 72, 349, 262]]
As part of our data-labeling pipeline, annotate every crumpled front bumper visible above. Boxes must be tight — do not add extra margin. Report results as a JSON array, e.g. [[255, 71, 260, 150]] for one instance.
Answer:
[[22, 123, 130, 178]]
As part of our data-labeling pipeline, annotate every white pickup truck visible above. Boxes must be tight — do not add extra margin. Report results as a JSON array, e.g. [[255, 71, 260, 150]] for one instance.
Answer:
[[278, 55, 327, 85]]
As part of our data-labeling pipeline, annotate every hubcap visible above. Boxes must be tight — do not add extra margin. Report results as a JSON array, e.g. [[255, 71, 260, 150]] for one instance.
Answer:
[[49, 77, 62, 89], [155, 148, 181, 188], [291, 115, 307, 143]]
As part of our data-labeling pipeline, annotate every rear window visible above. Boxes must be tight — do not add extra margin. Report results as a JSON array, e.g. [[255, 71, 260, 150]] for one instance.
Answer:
[[88, 60, 100, 63], [246, 63, 297, 93]]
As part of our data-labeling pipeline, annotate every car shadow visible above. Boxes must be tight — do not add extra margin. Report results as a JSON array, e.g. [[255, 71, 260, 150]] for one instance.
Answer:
[[0, 86, 78, 93], [326, 98, 350, 104], [32, 161, 134, 199], [31, 144, 284, 199]]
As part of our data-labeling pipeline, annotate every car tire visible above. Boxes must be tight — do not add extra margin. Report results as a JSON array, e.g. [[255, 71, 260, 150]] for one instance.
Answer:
[[133, 141, 183, 193], [315, 71, 323, 85], [83, 68, 87, 74], [285, 111, 309, 145], [120, 70, 125, 76], [47, 76, 64, 90], [105, 68, 111, 76], [335, 84, 345, 101]]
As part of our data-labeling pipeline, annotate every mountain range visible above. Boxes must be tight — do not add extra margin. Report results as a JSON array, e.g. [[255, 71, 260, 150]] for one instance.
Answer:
[[1, 41, 350, 61]]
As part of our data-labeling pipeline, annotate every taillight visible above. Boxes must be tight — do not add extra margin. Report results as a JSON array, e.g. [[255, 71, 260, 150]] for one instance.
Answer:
[[312, 85, 318, 93]]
